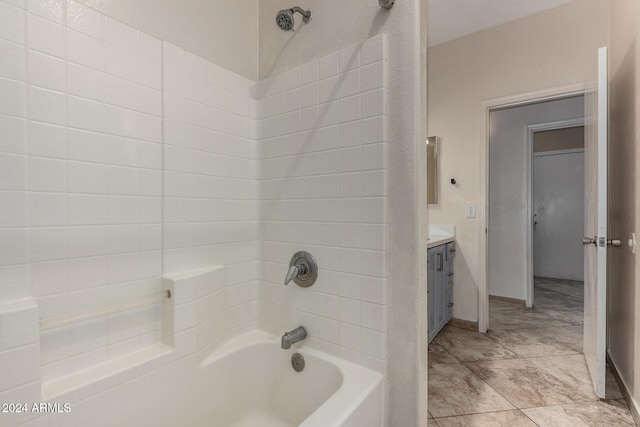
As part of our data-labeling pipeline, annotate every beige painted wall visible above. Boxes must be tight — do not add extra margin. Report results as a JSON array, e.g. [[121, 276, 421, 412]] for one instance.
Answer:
[[76, 0, 259, 79], [427, 0, 609, 321], [608, 0, 640, 419]]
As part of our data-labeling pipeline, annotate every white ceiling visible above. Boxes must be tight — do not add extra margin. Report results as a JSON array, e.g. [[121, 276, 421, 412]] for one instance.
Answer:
[[428, 0, 574, 46]]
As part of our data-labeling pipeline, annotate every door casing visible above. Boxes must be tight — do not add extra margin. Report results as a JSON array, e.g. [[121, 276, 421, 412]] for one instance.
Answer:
[[479, 84, 586, 332], [525, 119, 585, 308]]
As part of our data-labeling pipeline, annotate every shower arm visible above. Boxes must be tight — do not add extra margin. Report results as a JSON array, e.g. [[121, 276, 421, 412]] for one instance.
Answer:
[[290, 6, 311, 23]]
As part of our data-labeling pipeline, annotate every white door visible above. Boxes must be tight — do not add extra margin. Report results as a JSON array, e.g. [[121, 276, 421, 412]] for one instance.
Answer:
[[582, 47, 608, 398]]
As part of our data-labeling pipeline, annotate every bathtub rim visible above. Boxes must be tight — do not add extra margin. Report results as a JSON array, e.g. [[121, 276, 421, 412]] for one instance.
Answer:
[[199, 329, 384, 427]]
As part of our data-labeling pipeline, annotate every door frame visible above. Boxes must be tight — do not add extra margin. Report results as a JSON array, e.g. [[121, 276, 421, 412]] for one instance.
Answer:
[[478, 84, 586, 333], [525, 119, 585, 308]]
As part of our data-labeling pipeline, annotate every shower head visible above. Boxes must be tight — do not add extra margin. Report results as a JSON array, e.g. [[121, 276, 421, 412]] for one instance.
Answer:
[[276, 7, 311, 31]]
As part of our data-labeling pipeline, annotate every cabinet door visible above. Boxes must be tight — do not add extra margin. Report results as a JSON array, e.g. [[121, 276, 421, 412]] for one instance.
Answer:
[[434, 245, 445, 332], [444, 242, 455, 321], [427, 248, 437, 342]]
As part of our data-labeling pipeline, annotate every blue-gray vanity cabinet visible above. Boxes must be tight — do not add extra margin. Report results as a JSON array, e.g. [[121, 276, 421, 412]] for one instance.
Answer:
[[428, 241, 455, 343]]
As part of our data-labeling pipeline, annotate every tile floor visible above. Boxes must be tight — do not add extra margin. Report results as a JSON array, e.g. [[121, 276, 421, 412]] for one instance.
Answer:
[[427, 277, 636, 426]]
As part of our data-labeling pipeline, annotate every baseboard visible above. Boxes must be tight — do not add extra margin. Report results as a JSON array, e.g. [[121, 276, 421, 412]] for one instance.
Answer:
[[449, 317, 478, 331], [607, 351, 640, 425], [488, 295, 526, 305]]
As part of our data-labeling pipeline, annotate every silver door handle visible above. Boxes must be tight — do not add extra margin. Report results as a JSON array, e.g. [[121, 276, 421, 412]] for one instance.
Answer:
[[582, 236, 597, 246], [437, 253, 443, 271], [608, 238, 622, 247]]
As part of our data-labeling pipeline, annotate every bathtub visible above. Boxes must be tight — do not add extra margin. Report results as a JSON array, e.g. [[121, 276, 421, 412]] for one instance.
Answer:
[[96, 330, 384, 427]]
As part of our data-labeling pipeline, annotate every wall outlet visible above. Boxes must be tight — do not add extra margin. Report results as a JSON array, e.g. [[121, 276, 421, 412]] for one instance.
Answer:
[[465, 203, 476, 218]]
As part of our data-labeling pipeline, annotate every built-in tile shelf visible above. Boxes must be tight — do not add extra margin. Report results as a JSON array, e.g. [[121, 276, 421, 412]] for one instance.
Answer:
[[39, 265, 231, 400], [428, 224, 455, 248]]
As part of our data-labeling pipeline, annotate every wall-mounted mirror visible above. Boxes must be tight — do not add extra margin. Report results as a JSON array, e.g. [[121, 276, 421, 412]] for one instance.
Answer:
[[427, 136, 438, 204]]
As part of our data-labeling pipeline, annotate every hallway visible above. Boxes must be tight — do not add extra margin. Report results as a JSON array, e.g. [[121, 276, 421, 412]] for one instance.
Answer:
[[427, 278, 635, 426]]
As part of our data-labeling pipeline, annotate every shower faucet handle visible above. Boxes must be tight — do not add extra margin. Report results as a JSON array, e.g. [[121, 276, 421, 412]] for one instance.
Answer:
[[283, 251, 318, 287], [284, 265, 301, 285]]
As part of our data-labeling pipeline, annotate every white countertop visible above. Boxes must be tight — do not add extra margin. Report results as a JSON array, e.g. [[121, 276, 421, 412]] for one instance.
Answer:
[[427, 224, 455, 248], [427, 234, 455, 248]]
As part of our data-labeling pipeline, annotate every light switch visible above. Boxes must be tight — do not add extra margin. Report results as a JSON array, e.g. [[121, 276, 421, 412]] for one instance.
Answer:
[[465, 203, 476, 218]]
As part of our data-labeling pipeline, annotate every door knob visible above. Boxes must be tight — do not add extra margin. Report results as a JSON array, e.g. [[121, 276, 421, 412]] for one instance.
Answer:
[[582, 236, 622, 247], [607, 238, 622, 247]]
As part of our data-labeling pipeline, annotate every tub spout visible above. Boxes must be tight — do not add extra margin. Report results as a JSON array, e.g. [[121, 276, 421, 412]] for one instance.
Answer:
[[281, 326, 307, 349]]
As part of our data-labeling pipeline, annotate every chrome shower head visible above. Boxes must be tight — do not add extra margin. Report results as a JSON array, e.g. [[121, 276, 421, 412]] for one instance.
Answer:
[[276, 7, 311, 31]]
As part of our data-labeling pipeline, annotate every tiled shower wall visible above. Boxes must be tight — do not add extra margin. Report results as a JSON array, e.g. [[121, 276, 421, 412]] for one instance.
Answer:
[[0, 0, 260, 395], [161, 41, 262, 350], [258, 36, 388, 372], [1, 0, 166, 384], [0, 0, 388, 414]]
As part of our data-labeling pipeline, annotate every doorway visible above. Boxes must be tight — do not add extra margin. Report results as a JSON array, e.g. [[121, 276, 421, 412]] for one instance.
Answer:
[[532, 126, 585, 311], [487, 95, 585, 314]]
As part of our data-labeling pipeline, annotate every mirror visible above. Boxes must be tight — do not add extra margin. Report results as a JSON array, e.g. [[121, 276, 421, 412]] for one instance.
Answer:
[[427, 136, 438, 204]]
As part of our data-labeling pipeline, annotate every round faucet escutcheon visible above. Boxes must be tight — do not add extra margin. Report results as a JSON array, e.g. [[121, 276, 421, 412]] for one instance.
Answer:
[[291, 353, 305, 372], [284, 251, 318, 287]]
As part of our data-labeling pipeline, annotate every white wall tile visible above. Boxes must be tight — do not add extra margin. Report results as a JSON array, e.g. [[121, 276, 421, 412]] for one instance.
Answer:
[[68, 162, 106, 194], [67, 256, 106, 291], [31, 226, 67, 261], [300, 59, 318, 86], [339, 95, 360, 123], [104, 44, 137, 81], [30, 192, 67, 225], [67, 128, 106, 162], [0, 116, 27, 154], [0, 2, 25, 44], [67, 28, 104, 70], [361, 89, 384, 118], [27, 14, 65, 58], [30, 156, 66, 192], [0, 77, 27, 117], [361, 116, 384, 144], [319, 52, 338, 79], [29, 86, 66, 125], [29, 122, 67, 159], [68, 194, 106, 225], [0, 191, 28, 226], [68, 225, 106, 258], [28, 0, 64, 24], [104, 17, 137, 55], [66, 0, 103, 39], [0, 228, 29, 266], [0, 39, 26, 80], [67, 96, 106, 132], [0, 301, 39, 351], [339, 69, 360, 98], [0, 344, 40, 389], [339, 44, 360, 73], [361, 35, 384, 65], [67, 62, 105, 101], [32, 260, 67, 296]]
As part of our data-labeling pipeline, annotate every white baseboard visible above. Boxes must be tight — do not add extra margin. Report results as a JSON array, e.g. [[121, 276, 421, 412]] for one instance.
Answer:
[[607, 351, 640, 425]]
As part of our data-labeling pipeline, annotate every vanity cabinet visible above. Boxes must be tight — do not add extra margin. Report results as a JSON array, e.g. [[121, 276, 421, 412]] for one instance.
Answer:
[[428, 241, 455, 343]]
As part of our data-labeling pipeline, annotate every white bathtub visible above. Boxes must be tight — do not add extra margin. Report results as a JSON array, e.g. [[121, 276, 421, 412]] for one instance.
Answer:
[[97, 330, 383, 427]]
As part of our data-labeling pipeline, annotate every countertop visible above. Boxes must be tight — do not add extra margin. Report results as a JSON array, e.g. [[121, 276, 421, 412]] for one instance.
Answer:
[[427, 224, 455, 248], [427, 234, 455, 248]]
